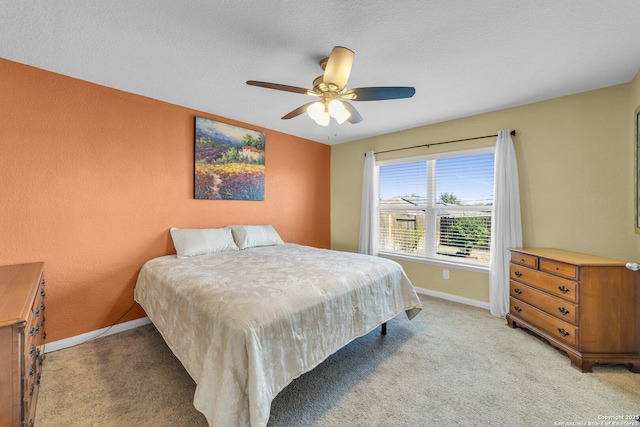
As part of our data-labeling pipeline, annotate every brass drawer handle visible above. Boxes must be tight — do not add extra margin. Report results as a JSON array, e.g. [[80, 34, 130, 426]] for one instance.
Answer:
[[558, 307, 570, 316], [520, 258, 525, 263], [513, 306, 522, 313], [558, 286, 570, 294], [514, 271, 522, 278], [557, 328, 570, 337], [514, 288, 522, 295]]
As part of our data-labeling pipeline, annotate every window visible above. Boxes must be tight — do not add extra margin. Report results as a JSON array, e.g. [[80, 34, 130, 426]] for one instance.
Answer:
[[378, 147, 495, 269]]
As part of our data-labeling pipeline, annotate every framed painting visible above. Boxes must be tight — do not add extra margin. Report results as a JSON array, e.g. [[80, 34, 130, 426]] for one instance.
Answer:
[[194, 117, 265, 200]]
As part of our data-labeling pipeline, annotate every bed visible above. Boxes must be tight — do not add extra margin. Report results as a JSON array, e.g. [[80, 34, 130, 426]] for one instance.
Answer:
[[134, 225, 422, 427]]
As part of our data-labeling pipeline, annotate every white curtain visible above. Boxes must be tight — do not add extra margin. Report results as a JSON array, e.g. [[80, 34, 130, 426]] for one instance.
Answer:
[[489, 130, 522, 318], [358, 151, 379, 255]]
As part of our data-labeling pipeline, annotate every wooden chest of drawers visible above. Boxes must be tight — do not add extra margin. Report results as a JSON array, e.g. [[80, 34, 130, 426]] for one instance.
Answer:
[[507, 248, 639, 373], [0, 263, 46, 426]]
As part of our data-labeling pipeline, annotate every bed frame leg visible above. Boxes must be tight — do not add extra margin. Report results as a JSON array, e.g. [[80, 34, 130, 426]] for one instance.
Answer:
[[381, 322, 387, 336]]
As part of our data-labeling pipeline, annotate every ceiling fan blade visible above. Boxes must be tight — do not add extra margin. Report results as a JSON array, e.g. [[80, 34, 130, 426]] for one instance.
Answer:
[[247, 80, 316, 96], [342, 102, 363, 124], [322, 46, 354, 91], [343, 86, 416, 101], [281, 102, 317, 120]]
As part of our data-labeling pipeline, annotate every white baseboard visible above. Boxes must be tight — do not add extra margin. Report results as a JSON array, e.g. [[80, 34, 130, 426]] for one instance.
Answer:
[[45, 317, 151, 353], [413, 287, 490, 310]]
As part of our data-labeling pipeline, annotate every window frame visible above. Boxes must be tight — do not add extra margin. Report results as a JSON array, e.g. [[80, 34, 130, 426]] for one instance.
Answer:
[[377, 146, 495, 273]]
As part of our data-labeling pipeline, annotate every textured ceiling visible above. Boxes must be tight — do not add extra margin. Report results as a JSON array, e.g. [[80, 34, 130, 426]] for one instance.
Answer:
[[2, 1, 640, 145]]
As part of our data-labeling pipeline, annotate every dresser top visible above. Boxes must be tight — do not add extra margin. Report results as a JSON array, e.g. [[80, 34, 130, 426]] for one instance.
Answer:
[[0, 262, 44, 328], [510, 248, 627, 267]]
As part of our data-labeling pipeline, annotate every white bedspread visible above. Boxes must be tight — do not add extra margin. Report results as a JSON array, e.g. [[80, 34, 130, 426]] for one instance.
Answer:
[[134, 243, 422, 427]]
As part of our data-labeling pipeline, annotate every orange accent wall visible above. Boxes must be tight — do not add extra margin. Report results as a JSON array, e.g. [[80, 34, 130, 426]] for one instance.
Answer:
[[0, 58, 331, 342]]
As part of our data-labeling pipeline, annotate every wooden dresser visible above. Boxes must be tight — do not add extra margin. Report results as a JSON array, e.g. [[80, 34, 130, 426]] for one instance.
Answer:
[[0, 262, 46, 427], [507, 248, 639, 373]]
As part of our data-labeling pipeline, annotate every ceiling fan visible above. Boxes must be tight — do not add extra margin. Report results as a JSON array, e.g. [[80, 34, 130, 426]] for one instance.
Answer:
[[246, 46, 416, 126]]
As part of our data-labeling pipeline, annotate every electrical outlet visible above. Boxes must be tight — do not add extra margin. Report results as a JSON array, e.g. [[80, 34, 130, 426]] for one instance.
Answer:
[[443, 269, 449, 280]]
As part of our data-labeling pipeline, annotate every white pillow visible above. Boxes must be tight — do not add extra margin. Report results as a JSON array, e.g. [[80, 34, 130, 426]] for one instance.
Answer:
[[170, 227, 239, 258], [228, 225, 284, 250]]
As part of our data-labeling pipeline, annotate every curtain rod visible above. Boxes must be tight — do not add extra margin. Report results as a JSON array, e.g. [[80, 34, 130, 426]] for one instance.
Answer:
[[368, 130, 516, 156]]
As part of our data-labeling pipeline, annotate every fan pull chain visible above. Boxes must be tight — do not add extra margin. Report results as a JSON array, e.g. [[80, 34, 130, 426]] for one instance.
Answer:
[[327, 118, 338, 140]]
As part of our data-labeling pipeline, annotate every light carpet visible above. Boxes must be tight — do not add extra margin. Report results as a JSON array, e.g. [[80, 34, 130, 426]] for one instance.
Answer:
[[35, 295, 640, 426]]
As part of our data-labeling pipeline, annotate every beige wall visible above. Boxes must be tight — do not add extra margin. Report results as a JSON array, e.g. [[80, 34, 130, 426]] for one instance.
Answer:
[[331, 82, 639, 303]]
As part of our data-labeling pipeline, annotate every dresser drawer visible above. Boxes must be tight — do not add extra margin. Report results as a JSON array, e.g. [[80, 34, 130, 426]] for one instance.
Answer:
[[510, 252, 538, 269], [22, 373, 35, 402], [25, 364, 41, 427], [24, 275, 45, 360], [21, 398, 31, 427], [509, 298, 578, 348], [509, 264, 578, 302], [540, 258, 579, 280], [510, 281, 579, 325], [24, 319, 44, 368], [24, 337, 43, 376]]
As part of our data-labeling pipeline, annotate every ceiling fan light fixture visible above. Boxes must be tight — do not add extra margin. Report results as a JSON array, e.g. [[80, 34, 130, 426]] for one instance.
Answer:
[[306, 101, 325, 121], [328, 99, 351, 124], [314, 110, 330, 126], [334, 112, 350, 125]]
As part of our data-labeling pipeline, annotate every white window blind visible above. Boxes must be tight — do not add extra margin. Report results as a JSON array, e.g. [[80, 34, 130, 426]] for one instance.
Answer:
[[378, 147, 495, 267]]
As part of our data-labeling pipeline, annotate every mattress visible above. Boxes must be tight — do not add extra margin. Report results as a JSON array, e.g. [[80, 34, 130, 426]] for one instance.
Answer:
[[134, 243, 422, 426]]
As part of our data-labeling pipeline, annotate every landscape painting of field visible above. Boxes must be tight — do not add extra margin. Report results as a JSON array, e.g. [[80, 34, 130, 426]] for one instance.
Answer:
[[194, 117, 265, 200]]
